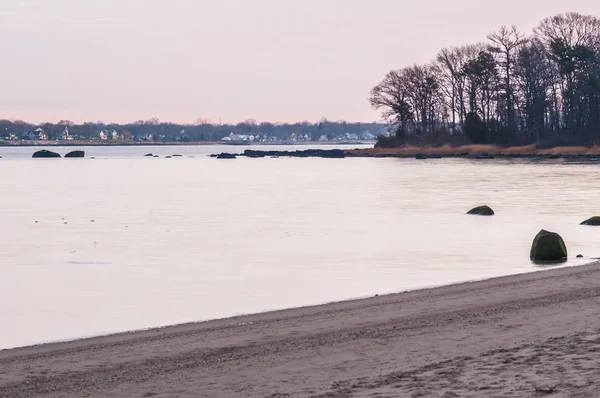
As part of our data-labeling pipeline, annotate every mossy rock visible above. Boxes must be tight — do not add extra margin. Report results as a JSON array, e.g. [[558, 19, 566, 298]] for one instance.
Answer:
[[581, 216, 600, 226], [530, 230, 567, 263], [466, 205, 495, 216]]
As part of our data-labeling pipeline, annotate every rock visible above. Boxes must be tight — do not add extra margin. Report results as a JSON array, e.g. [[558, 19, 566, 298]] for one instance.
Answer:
[[65, 150, 85, 158], [153, 155, 159, 158], [466, 205, 495, 216], [530, 230, 568, 263], [577, 254, 584, 258], [240, 149, 345, 159], [415, 153, 427, 160], [172, 154, 183, 157], [32, 149, 61, 158], [217, 153, 237, 159], [165, 156, 172, 158], [581, 216, 600, 226], [144, 153, 153, 157]]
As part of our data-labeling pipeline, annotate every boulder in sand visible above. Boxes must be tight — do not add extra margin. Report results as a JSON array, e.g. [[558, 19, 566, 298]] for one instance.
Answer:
[[32, 150, 61, 158], [466, 205, 495, 216], [65, 150, 85, 158], [581, 217, 600, 226], [530, 230, 568, 263]]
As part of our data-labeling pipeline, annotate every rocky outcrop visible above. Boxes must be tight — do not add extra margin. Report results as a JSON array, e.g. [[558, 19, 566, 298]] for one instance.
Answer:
[[32, 150, 61, 158], [581, 217, 600, 226], [211, 149, 346, 159], [65, 150, 85, 158], [530, 230, 568, 263], [216, 153, 237, 159], [466, 205, 495, 216]]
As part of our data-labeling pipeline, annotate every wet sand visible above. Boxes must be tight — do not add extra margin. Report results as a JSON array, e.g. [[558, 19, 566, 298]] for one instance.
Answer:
[[3, 263, 600, 398]]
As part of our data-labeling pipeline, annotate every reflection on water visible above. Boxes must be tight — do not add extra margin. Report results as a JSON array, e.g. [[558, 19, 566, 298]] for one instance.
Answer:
[[1, 145, 599, 349]]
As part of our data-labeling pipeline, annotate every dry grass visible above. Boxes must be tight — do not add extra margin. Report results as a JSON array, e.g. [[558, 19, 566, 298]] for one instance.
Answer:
[[346, 144, 600, 157]]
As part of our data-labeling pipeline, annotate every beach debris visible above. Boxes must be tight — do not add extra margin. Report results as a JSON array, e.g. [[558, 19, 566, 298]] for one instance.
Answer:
[[32, 149, 61, 158], [65, 150, 85, 158], [466, 205, 495, 216], [530, 230, 568, 263], [580, 216, 600, 226]]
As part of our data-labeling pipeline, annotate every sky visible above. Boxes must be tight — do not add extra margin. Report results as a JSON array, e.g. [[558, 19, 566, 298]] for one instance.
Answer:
[[1, 0, 599, 125]]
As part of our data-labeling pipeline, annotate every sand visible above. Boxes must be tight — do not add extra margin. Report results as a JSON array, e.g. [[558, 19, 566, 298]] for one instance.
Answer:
[[3, 263, 600, 397]]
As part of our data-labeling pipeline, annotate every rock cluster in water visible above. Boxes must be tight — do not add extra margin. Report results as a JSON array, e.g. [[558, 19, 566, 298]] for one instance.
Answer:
[[211, 149, 345, 159]]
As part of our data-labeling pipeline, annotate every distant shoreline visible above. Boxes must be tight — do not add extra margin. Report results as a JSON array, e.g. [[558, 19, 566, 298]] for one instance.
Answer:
[[0, 140, 373, 148], [344, 144, 600, 159]]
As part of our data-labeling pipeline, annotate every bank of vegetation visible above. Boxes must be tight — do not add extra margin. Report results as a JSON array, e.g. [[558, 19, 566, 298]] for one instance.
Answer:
[[370, 12, 600, 149]]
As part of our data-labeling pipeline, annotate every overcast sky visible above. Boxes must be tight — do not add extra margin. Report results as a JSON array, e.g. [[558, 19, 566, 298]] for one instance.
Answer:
[[1, 0, 599, 124]]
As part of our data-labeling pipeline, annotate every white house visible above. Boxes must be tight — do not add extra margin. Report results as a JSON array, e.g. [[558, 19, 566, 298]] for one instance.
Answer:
[[35, 127, 48, 140], [99, 131, 108, 140]]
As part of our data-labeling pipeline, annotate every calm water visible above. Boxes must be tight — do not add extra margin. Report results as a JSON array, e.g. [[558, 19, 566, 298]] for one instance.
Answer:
[[1, 144, 599, 349]]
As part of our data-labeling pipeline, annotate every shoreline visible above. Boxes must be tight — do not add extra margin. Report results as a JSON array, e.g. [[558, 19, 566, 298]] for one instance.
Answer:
[[3, 262, 600, 396], [345, 143, 600, 159], [0, 262, 585, 353]]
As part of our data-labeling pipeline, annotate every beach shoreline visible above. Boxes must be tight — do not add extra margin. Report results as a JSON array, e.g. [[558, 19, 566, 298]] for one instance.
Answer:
[[3, 262, 600, 397]]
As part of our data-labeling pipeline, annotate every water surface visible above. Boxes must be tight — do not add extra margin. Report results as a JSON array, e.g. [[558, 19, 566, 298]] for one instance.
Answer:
[[0, 145, 599, 349]]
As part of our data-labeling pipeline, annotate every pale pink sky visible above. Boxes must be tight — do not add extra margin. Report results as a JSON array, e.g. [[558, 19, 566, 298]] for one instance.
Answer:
[[1, 0, 599, 124]]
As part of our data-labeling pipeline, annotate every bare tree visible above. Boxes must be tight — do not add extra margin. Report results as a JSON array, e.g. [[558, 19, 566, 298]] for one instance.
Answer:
[[488, 25, 529, 133]]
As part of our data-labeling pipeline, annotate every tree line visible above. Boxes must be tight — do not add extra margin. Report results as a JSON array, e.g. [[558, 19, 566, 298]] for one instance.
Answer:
[[370, 12, 600, 147], [0, 118, 385, 142]]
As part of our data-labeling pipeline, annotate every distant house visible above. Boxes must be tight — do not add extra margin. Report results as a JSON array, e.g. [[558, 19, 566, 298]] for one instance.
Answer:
[[111, 130, 123, 140], [61, 127, 73, 141], [35, 127, 48, 140], [318, 135, 329, 141], [99, 131, 108, 140]]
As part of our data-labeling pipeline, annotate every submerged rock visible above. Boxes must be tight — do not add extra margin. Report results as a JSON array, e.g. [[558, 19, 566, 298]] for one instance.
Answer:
[[581, 216, 600, 226], [466, 205, 495, 216], [530, 230, 568, 263], [32, 149, 61, 158], [217, 153, 237, 159], [65, 150, 85, 158]]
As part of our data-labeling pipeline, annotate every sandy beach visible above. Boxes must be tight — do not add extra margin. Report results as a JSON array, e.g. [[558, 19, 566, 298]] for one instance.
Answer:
[[2, 263, 600, 397]]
